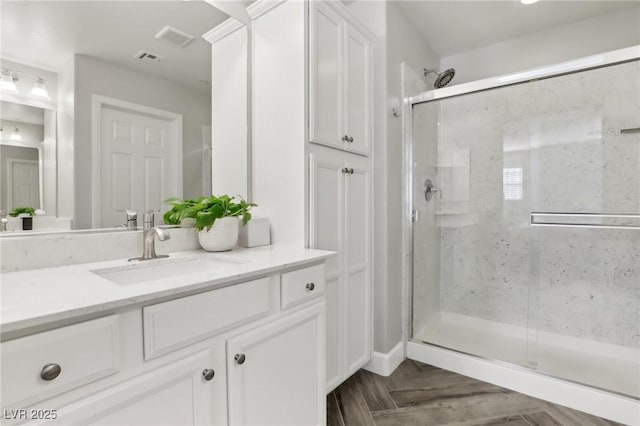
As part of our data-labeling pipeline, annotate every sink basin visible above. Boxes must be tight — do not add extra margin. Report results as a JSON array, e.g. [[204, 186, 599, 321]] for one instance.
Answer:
[[91, 256, 246, 285]]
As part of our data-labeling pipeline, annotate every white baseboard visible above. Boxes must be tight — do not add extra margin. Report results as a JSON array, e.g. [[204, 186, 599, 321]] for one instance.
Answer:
[[407, 341, 640, 426], [364, 341, 405, 377]]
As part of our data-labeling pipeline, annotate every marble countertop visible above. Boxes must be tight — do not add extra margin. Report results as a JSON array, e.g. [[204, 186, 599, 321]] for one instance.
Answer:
[[0, 245, 334, 335]]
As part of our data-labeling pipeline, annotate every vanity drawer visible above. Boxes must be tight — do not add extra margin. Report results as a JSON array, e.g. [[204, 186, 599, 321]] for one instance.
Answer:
[[1, 315, 120, 409], [280, 264, 325, 309], [143, 277, 271, 360]]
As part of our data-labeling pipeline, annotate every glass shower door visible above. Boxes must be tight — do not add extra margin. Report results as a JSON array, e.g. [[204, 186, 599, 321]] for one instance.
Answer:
[[411, 59, 640, 398], [410, 82, 536, 369], [527, 60, 640, 398]]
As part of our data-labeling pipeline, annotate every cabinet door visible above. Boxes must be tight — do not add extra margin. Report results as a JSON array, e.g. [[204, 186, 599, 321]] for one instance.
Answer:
[[309, 150, 344, 391], [49, 351, 220, 425], [344, 156, 372, 375], [309, 1, 343, 150], [344, 25, 372, 156], [227, 304, 325, 426]]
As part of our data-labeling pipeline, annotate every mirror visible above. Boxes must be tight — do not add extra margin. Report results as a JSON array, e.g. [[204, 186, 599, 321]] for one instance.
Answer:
[[0, 0, 232, 234]]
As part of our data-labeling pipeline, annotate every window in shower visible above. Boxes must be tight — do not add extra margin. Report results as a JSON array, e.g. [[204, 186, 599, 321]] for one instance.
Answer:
[[410, 59, 640, 399], [503, 168, 523, 201]]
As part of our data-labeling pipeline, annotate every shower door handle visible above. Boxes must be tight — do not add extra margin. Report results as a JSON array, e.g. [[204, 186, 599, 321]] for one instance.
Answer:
[[424, 179, 441, 201]]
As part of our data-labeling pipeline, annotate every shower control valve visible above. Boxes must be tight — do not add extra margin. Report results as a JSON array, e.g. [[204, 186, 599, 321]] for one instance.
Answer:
[[424, 179, 442, 201]]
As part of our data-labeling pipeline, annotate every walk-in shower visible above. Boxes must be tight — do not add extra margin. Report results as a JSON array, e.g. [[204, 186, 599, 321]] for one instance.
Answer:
[[407, 47, 640, 423]]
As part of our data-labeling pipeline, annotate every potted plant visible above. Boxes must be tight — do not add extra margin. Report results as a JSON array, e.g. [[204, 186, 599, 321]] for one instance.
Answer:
[[163, 198, 199, 228], [163, 195, 256, 251], [9, 206, 36, 230]]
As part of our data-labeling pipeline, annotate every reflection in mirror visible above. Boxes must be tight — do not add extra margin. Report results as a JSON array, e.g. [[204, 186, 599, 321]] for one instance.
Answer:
[[0, 1, 230, 234]]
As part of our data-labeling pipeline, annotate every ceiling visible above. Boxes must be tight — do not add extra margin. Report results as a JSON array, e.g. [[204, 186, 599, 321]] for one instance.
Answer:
[[1, 1, 230, 92], [396, 1, 638, 57]]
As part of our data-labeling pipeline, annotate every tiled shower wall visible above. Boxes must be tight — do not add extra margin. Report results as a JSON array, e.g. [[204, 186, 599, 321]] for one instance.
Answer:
[[415, 61, 640, 348]]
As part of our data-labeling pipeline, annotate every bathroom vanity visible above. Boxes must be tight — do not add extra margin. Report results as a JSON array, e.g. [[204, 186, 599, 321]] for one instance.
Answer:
[[1, 246, 332, 425]]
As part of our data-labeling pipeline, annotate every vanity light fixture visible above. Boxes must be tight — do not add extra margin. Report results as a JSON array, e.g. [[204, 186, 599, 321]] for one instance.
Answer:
[[30, 78, 50, 99], [10, 128, 22, 141], [1, 68, 50, 100], [521, 0, 540, 4], [0, 69, 18, 93]]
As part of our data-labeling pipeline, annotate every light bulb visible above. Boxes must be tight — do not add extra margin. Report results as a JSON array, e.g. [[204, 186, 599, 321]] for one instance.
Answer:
[[31, 78, 50, 99], [11, 128, 22, 141], [0, 70, 18, 93]]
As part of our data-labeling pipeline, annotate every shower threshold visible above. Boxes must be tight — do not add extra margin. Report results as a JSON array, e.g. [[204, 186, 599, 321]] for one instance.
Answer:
[[413, 312, 639, 399]]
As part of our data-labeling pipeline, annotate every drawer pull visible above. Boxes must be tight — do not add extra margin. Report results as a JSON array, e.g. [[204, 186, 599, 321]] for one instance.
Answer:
[[235, 354, 246, 365], [306, 282, 315, 291], [40, 363, 61, 381], [202, 369, 215, 381]]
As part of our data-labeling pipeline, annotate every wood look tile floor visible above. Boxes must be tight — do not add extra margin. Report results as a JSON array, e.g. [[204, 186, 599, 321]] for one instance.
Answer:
[[327, 359, 624, 426]]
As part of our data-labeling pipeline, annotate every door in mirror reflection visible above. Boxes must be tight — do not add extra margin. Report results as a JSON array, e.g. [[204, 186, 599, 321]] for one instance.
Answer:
[[98, 101, 182, 229]]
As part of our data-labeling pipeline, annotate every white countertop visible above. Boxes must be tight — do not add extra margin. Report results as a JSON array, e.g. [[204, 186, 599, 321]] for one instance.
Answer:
[[0, 245, 334, 335]]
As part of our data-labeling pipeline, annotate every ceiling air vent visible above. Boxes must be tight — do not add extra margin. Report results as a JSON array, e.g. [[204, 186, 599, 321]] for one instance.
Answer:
[[155, 25, 195, 48], [134, 50, 165, 63]]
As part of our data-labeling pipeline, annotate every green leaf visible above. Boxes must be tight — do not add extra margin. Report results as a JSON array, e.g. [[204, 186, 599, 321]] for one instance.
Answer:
[[161, 194, 257, 230]]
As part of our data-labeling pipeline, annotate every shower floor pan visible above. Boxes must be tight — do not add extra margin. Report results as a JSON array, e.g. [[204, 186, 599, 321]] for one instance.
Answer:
[[413, 312, 639, 399]]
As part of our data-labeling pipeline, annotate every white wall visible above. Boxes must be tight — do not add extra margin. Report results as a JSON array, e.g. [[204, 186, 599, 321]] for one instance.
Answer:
[[252, 1, 306, 246], [57, 57, 75, 220], [442, 6, 640, 84], [73, 55, 211, 229], [211, 27, 248, 200]]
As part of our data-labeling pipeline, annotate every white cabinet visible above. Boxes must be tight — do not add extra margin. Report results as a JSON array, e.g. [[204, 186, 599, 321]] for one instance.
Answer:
[[227, 304, 325, 426], [2, 262, 326, 426], [1, 315, 120, 409], [50, 351, 220, 426], [310, 147, 371, 391], [310, 1, 373, 156], [204, 0, 374, 394]]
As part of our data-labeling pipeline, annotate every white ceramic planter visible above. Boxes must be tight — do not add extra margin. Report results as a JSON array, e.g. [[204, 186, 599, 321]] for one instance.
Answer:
[[180, 218, 196, 228], [197, 216, 240, 252]]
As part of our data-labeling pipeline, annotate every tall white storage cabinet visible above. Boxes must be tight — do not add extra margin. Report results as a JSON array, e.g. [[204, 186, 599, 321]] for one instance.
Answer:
[[309, 146, 371, 392], [309, 0, 374, 392], [207, 0, 374, 393], [310, 1, 373, 157]]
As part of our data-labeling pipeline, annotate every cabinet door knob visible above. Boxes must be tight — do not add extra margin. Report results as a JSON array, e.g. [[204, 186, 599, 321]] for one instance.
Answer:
[[41, 363, 61, 381], [341, 167, 349, 174], [202, 369, 215, 381], [348, 136, 354, 143], [235, 354, 246, 365], [349, 168, 354, 174], [342, 135, 350, 142], [306, 282, 315, 291]]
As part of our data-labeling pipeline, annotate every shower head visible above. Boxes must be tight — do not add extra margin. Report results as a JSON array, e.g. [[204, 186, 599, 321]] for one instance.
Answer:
[[424, 68, 456, 88]]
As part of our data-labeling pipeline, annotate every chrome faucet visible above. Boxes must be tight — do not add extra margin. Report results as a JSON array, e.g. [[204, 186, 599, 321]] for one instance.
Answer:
[[116, 210, 138, 229], [129, 211, 170, 262]]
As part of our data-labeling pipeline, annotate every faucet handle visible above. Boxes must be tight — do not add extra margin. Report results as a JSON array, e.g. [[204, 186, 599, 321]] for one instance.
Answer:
[[143, 210, 159, 227], [124, 209, 137, 220]]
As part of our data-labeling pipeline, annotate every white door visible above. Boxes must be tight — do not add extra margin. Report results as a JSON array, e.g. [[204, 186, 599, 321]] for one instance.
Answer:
[[48, 351, 215, 425], [344, 25, 371, 156], [344, 155, 372, 375], [309, 2, 343, 150], [9, 160, 39, 209], [309, 149, 344, 392], [226, 303, 325, 426], [99, 105, 181, 228]]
